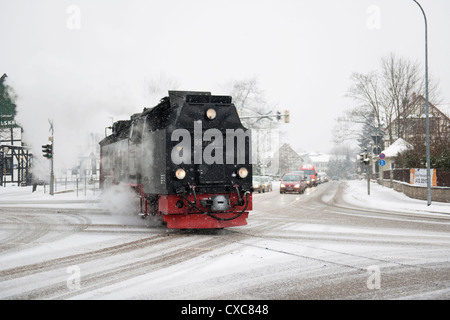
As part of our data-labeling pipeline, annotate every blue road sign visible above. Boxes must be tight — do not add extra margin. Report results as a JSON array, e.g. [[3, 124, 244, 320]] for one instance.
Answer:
[[379, 159, 386, 167]]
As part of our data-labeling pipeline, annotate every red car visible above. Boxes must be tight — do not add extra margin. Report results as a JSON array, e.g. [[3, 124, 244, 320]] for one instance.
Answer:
[[280, 174, 307, 194]]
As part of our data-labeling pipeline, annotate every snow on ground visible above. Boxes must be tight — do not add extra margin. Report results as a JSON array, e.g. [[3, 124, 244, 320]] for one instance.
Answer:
[[0, 180, 448, 216], [0, 184, 99, 205], [0, 181, 449, 299], [340, 180, 449, 216]]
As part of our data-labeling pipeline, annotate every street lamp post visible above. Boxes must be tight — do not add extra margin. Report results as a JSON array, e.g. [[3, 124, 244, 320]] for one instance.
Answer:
[[48, 119, 54, 196], [412, 0, 431, 206]]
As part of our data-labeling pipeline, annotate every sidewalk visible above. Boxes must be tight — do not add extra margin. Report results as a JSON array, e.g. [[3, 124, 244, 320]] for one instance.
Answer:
[[0, 184, 100, 208], [342, 180, 450, 215]]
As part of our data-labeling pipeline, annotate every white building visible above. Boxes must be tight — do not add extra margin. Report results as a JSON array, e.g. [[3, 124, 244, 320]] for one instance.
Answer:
[[1, 126, 32, 186], [300, 151, 331, 173]]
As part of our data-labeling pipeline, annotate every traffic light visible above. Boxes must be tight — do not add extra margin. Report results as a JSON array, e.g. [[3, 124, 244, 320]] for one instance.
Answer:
[[42, 144, 53, 159], [364, 156, 370, 165], [276, 111, 281, 121], [42, 145, 49, 158], [284, 110, 290, 123], [42, 145, 48, 158], [359, 151, 370, 165]]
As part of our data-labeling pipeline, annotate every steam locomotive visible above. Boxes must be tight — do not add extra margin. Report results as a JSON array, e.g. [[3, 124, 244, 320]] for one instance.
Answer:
[[99, 91, 253, 229]]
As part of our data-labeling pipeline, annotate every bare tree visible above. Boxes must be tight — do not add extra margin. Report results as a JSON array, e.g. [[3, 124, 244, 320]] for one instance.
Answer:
[[346, 71, 385, 129], [335, 71, 384, 151], [230, 77, 262, 114], [227, 77, 276, 130], [380, 53, 421, 141], [226, 77, 280, 174], [337, 52, 441, 147], [144, 72, 180, 103]]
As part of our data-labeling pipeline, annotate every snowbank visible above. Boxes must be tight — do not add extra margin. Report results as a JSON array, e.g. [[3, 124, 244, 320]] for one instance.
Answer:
[[341, 180, 450, 215]]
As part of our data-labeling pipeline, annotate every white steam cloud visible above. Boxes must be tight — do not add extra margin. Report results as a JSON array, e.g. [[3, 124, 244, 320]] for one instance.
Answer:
[[100, 183, 139, 216]]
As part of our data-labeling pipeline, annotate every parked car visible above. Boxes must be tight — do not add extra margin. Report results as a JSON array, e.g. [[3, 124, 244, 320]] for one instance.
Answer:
[[253, 176, 272, 193], [280, 173, 307, 194], [253, 176, 263, 193], [261, 176, 272, 192], [318, 172, 329, 183]]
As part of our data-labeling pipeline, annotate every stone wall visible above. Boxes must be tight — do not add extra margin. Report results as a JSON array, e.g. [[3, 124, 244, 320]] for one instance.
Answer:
[[380, 179, 450, 203]]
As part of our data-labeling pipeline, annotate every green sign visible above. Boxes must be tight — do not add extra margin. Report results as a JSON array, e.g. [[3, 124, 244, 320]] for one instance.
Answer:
[[0, 118, 19, 128]]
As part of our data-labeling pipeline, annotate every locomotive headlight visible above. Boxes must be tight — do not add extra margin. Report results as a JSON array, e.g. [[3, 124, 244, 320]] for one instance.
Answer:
[[175, 168, 186, 180], [238, 167, 248, 178], [206, 108, 216, 120]]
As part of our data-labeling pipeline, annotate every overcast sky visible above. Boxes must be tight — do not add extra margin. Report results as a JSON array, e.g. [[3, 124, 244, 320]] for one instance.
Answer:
[[1, 0, 449, 171]]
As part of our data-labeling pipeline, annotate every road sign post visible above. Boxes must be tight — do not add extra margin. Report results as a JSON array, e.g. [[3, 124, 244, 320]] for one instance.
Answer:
[[379, 153, 386, 188]]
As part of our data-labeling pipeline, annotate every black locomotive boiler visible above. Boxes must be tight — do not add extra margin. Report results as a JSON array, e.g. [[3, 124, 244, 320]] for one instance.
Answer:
[[99, 91, 253, 229]]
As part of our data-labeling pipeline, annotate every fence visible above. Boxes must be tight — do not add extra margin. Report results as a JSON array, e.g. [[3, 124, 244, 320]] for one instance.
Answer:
[[380, 168, 450, 202], [41, 176, 100, 196], [382, 168, 450, 187]]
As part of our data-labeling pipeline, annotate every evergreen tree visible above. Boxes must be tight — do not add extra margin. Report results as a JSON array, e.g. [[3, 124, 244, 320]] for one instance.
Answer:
[[0, 74, 18, 128]]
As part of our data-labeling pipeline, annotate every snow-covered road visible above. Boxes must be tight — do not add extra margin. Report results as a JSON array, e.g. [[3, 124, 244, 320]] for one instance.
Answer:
[[0, 181, 449, 300]]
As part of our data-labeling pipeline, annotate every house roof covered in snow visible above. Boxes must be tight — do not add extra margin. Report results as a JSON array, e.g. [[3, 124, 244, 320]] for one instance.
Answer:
[[382, 138, 412, 158]]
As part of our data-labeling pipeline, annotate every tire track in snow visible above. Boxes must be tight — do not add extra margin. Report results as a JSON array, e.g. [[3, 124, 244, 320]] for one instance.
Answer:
[[2, 234, 248, 299]]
